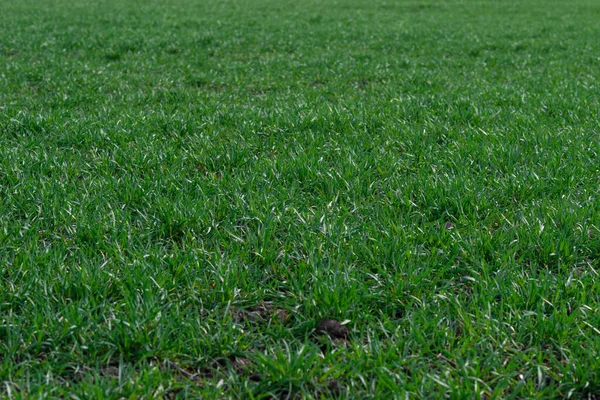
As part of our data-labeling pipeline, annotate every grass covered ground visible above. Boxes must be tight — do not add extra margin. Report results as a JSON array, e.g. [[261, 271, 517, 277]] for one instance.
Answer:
[[1, 0, 600, 398]]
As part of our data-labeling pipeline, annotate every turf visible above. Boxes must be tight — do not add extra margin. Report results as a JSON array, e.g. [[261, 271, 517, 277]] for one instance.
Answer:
[[1, 0, 600, 398]]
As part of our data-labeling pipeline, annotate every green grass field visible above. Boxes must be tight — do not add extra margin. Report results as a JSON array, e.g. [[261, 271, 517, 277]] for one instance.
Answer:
[[1, 0, 600, 398]]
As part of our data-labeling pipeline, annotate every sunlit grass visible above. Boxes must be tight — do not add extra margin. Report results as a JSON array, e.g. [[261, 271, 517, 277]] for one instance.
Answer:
[[1, 0, 600, 398]]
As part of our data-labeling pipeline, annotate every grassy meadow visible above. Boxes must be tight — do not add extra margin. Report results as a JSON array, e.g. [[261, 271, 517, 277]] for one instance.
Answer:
[[1, 0, 600, 398]]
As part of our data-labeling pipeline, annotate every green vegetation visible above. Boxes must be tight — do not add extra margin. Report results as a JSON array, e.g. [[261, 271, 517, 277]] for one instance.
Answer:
[[1, 0, 600, 398]]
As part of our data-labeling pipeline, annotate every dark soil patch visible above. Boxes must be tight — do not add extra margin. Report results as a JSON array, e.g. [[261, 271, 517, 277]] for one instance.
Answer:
[[231, 303, 291, 325], [316, 319, 349, 339]]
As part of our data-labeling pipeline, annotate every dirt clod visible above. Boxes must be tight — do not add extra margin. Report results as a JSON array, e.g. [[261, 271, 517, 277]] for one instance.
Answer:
[[316, 319, 349, 339]]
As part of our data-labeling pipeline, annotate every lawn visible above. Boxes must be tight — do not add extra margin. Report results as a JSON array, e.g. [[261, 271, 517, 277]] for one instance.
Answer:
[[1, 0, 600, 398]]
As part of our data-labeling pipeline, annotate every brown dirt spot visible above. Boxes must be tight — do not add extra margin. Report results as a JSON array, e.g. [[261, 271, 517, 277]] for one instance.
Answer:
[[316, 319, 349, 339], [231, 303, 291, 325]]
